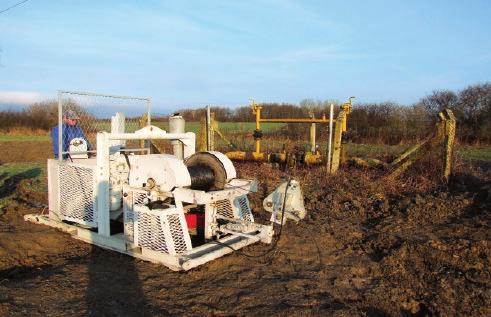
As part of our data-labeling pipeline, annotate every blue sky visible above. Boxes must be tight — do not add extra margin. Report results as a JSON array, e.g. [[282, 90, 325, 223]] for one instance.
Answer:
[[0, 0, 490, 113]]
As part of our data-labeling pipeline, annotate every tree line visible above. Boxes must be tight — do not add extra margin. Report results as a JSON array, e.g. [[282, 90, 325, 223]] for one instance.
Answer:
[[1, 83, 489, 144], [174, 82, 490, 144]]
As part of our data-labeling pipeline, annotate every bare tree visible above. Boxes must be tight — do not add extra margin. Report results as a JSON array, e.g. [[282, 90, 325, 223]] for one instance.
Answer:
[[420, 89, 459, 115]]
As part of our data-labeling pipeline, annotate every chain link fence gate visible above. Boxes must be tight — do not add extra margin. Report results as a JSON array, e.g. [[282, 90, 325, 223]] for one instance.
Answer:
[[57, 90, 151, 159]]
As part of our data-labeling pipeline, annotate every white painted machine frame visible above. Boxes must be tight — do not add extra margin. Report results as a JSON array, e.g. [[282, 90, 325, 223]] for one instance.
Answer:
[[94, 125, 196, 237], [26, 123, 273, 271]]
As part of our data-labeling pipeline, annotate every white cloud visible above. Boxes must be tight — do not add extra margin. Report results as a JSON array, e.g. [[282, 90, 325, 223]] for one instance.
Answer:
[[0, 91, 44, 105]]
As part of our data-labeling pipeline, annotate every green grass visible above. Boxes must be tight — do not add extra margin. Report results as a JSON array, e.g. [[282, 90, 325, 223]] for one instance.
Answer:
[[152, 121, 285, 134], [2, 123, 490, 163], [227, 141, 491, 163], [0, 135, 50, 142], [346, 143, 406, 159], [83, 120, 285, 134], [218, 122, 285, 133], [455, 145, 491, 162], [0, 121, 285, 141], [0, 162, 46, 189], [346, 143, 491, 162], [0, 162, 46, 210]]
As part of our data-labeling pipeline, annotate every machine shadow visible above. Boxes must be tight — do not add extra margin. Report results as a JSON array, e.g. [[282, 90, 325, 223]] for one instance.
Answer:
[[85, 245, 150, 317], [85, 179, 150, 316], [0, 168, 41, 200]]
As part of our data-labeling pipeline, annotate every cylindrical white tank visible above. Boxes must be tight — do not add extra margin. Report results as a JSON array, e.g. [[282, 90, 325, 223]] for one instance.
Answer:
[[169, 114, 185, 159]]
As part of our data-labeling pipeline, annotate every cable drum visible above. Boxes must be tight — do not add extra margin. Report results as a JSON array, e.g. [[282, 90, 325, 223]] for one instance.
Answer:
[[185, 152, 228, 191], [187, 164, 215, 191]]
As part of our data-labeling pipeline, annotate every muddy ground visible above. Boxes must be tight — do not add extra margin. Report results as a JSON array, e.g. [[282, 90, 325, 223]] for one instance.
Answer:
[[0, 141, 490, 316]]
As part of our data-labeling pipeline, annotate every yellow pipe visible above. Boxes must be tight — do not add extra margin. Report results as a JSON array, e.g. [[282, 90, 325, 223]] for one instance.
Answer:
[[304, 152, 324, 165], [226, 150, 325, 165], [259, 118, 334, 123], [246, 98, 351, 165], [225, 151, 269, 161]]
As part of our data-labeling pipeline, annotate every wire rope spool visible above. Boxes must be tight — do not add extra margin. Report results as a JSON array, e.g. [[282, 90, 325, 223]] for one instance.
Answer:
[[185, 152, 236, 191], [187, 164, 215, 191]]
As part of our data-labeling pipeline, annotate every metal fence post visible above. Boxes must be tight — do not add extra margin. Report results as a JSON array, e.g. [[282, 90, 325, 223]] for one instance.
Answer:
[[57, 91, 63, 161]]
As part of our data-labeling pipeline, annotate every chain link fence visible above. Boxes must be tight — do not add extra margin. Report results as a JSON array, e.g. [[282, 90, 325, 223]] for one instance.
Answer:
[[57, 91, 151, 158]]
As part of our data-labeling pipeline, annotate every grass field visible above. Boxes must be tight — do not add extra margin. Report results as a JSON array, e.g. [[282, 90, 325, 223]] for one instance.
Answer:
[[345, 143, 405, 158], [0, 135, 50, 142], [346, 143, 491, 162], [1, 125, 490, 162], [0, 162, 46, 210], [454, 145, 491, 162], [0, 162, 46, 189], [152, 121, 285, 134], [0, 121, 285, 141]]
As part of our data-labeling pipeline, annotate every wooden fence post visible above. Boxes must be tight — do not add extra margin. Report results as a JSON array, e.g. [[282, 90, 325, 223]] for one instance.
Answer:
[[443, 109, 456, 182], [330, 110, 346, 173]]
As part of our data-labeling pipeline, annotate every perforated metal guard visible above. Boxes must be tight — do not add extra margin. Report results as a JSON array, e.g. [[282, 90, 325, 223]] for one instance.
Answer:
[[215, 199, 234, 219], [58, 163, 96, 226], [167, 213, 189, 254], [216, 196, 254, 222], [123, 188, 147, 242], [235, 195, 254, 222], [137, 212, 169, 253], [133, 205, 192, 256]]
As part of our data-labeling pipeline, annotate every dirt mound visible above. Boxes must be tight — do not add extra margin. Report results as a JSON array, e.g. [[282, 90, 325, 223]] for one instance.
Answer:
[[1, 160, 490, 316]]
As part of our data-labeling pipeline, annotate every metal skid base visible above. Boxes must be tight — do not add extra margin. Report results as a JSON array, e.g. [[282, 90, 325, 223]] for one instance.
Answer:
[[24, 214, 267, 271]]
